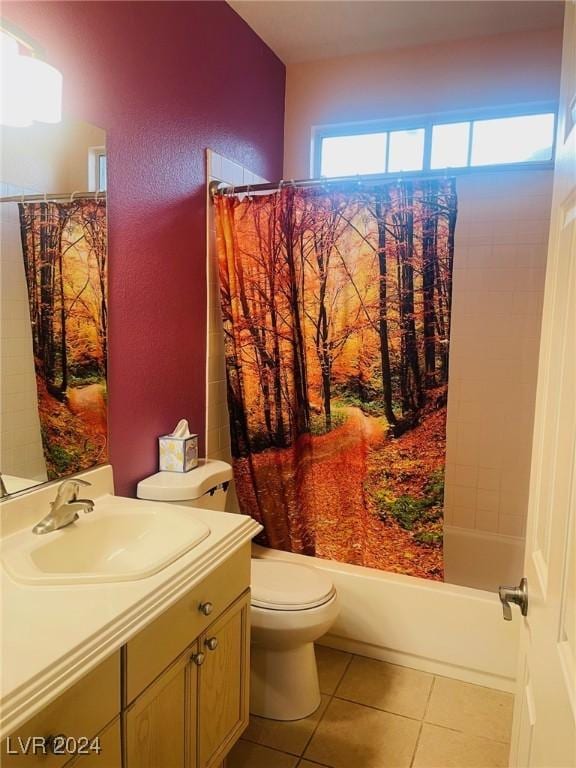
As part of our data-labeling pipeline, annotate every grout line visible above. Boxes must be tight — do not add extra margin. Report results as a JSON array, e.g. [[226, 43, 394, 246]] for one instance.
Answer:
[[422, 675, 437, 720], [429, 668, 516, 694], [330, 694, 425, 724], [237, 738, 306, 763], [299, 649, 355, 762], [409, 720, 425, 768], [331, 650, 354, 698], [421, 721, 513, 746], [409, 675, 437, 767]]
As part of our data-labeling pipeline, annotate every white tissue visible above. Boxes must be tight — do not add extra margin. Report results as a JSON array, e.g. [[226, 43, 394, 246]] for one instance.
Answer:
[[170, 419, 192, 438]]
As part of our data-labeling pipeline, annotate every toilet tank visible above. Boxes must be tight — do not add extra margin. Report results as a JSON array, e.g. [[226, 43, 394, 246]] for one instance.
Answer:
[[136, 459, 238, 513]]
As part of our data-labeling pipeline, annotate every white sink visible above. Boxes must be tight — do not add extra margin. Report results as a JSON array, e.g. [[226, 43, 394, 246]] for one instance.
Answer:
[[1, 496, 210, 585]]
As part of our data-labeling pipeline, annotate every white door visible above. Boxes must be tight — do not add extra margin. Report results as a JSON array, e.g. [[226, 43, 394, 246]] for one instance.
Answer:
[[508, 3, 576, 767]]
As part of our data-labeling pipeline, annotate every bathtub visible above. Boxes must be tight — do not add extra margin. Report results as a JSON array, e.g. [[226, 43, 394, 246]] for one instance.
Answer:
[[252, 543, 520, 692]]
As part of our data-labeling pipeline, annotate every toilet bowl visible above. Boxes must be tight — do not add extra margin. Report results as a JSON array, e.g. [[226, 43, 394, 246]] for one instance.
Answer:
[[137, 461, 339, 721], [250, 558, 339, 720]]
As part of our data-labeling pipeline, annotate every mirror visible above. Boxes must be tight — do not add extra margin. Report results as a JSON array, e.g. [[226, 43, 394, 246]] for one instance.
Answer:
[[0, 117, 108, 496]]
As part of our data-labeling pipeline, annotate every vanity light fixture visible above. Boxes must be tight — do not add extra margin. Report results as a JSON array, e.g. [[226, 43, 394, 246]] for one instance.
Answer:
[[0, 27, 62, 127]]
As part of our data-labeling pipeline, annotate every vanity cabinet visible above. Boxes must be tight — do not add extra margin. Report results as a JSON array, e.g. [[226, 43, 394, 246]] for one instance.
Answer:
[[124, 543, 251, 768], [1, 543, 251, 768], [125, 591, 250, 768], [1, 652, 121, 768]]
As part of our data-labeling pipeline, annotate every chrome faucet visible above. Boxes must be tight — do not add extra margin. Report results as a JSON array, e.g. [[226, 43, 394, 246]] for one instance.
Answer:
[[32, 478, 94, 535]]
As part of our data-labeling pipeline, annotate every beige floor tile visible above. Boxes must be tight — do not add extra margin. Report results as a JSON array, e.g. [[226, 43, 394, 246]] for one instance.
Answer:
[[413, 724, 510, 768], [336, 656, 433, 719], [227, 739, 299, 768], [243, 695, 329, 755], [304, 698, 420, 768], [425, 677, 514, 743], [316, 645, 352, 695]]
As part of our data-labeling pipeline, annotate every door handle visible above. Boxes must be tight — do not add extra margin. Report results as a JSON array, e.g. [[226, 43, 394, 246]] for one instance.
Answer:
[[498, 578, 528, 621]]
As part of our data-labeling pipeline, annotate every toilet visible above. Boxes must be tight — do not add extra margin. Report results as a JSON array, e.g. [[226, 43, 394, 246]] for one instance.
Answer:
[[137, 459, 339, 721]]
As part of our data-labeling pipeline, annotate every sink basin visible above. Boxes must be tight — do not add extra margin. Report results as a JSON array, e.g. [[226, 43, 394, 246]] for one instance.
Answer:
[[1, 495, 211, 585]]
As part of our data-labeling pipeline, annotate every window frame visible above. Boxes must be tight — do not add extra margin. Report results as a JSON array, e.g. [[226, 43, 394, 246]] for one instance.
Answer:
[[311, 103, 557, 179], [88, 145, 107, 192]]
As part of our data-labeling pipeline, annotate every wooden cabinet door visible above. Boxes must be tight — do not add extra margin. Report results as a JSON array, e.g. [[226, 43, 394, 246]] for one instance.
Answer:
[[126, 650, 196, 768], [196, 591, 250, 768], [1, 653, 120, 768], [65, 718, 121, 768]]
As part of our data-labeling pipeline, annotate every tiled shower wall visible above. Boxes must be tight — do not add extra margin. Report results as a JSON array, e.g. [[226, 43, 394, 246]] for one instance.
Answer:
[[205, 150, 267, 472], [443, 169, 552, 589]]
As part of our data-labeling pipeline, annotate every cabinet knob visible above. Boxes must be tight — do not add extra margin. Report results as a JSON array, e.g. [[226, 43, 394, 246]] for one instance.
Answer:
[[191, 652, 205, 666], [205, 636, 218, 651], [199, 601, 213, 616]]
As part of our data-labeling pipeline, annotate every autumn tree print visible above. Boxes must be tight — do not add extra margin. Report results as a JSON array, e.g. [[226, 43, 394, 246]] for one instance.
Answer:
[[215, 180, 457, 580], [18, 200, 108, 479]]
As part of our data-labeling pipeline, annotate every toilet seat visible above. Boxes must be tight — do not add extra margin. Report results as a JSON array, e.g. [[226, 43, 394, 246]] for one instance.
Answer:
[[251, 559, 336, 611]]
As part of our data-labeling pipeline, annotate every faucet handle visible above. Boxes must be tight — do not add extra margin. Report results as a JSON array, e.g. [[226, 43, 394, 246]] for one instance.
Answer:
[[54, 478, 92, 506]]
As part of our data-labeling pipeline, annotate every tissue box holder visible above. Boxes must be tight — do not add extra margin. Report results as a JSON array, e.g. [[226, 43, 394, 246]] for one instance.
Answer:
[[159, 434, 199, 472]]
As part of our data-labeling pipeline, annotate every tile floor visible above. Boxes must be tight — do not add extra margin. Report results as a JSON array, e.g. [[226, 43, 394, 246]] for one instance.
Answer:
[[227, 646, 514, 768]]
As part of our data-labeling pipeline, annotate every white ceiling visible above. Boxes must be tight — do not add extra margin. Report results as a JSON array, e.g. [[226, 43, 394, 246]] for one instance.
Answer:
[[228, 1, 564, 64]]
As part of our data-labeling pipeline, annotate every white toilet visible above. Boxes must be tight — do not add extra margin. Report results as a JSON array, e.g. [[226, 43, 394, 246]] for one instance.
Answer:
[[137, 459, 339, 721]]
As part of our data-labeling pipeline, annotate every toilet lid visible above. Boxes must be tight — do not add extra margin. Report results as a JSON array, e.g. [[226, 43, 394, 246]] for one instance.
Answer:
[[251, 559, 336, 611]]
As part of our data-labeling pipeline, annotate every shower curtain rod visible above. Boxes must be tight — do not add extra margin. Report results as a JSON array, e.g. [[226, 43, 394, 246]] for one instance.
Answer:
[[0, 191, 105, 203], [210, 170, 455, 198]]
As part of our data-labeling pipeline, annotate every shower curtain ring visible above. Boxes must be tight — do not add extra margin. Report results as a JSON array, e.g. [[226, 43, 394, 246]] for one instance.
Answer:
[[70, 191, 79, 203]]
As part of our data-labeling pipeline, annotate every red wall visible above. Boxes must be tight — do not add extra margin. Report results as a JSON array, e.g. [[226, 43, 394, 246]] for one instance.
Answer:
[[4, 1, 285, 495]]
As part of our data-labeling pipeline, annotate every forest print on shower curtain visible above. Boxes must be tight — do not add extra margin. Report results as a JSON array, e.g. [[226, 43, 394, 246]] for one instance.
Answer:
[[215, 180, 457, 580], [19, 200, 108, 479]]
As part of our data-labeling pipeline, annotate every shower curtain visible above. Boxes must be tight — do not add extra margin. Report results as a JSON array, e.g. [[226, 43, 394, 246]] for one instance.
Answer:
[[215, 180, 457, 580], [18, 200, 108, 479]]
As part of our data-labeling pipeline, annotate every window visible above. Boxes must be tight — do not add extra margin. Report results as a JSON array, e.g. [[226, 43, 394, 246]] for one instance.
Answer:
[[316, 109, 555, 178], [98, 152, 107, 191], [321, 133, 387, 177], [88, 146, 107, 192], [470, 113, 555, 166], [431, 122, 470, 169], [388, 128, 425, 172]]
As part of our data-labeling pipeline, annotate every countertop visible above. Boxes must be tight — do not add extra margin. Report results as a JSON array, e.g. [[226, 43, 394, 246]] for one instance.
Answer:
[[0, 465, 261, 739]]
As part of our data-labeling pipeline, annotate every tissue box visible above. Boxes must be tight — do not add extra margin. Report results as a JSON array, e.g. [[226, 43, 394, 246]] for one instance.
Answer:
[[159, 433, 199, 472]]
